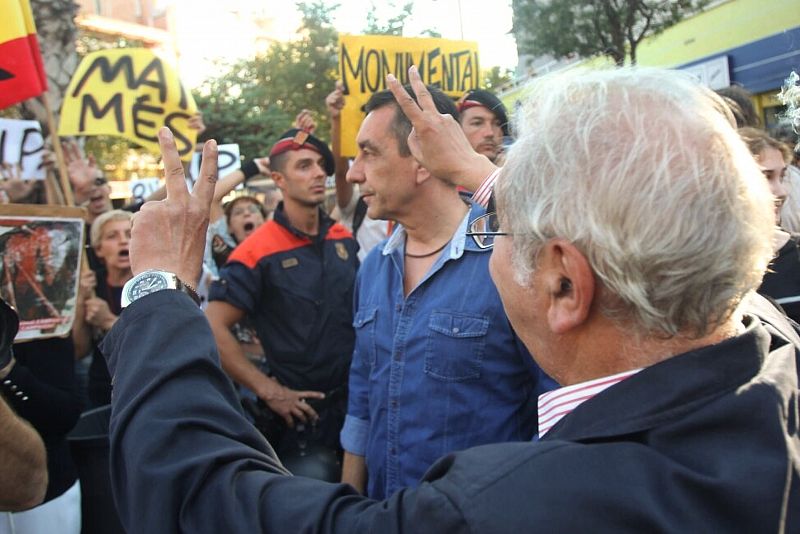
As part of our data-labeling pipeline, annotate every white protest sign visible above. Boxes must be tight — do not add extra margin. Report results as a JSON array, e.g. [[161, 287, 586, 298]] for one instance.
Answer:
[[187, 143, 241, 188], [0, 118, 45, 180], [129, 177, 161, 204]]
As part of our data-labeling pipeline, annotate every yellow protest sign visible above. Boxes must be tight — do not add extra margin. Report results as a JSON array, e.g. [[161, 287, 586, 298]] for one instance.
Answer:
[[59, 48, 197, 161], [338, 34, 479, 158]]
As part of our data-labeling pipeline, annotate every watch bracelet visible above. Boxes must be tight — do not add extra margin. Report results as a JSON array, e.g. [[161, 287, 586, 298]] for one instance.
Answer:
[[179, 278, 202, 307]]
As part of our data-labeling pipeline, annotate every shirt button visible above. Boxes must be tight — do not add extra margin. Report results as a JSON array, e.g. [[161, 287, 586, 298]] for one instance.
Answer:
[[452, 327, 460, 334], [10, 385, 17, 391], [2, 380, 10, 385], [22, 396, 28, 401], [15, 391, 23, 397], [390, 400, 398, 407]]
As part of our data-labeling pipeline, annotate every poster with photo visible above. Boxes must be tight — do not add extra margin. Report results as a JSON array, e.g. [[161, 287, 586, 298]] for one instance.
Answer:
[[0, 204, 85, 342]]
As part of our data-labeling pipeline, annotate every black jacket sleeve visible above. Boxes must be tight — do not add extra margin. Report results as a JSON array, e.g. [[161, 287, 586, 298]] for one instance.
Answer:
[[102, 290, 468, 533]]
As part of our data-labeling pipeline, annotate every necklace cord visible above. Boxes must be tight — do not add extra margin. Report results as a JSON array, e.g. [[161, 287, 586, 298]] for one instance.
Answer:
[[404, 241, 448, 258]]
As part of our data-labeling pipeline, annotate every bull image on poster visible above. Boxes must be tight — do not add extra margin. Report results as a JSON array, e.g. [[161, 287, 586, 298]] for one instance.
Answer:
[[0, 204, 85, 341]]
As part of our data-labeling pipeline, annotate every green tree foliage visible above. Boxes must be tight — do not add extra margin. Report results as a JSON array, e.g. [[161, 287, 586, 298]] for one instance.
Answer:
[[364, 1, 414, 36], [483, 66, 514, 92], [513, 0, 709, 66], [363, 2, 441, 38], [194, 1, 340, 160]]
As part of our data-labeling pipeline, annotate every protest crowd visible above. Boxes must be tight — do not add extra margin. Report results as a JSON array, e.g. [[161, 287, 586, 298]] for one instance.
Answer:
[[1, 1, 800, 533]]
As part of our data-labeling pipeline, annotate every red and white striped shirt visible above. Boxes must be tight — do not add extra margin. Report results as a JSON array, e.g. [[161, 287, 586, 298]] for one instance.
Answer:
[[471, 168, 501, 208], [537, 368, 641, 437]]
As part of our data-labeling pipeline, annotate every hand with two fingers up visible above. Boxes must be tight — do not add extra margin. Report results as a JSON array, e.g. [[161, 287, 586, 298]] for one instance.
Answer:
[[130, 128, 217, 289], [386, 65, 498, 191]]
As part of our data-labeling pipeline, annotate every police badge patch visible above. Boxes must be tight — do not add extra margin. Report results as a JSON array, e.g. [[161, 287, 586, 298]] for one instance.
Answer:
[[335, 242, 349, 260]]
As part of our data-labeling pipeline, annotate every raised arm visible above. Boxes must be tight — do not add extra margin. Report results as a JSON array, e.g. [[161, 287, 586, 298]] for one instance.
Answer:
[[207, 158, 270, 223], [325, 82, 355, 210]]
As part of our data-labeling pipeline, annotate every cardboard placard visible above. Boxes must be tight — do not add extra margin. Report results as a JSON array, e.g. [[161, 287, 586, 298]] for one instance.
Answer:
[[59, 48, 198, 161], [0, 204, 86, 341], [187, 143, 241, 188], [0, 118, 45, 179], [338, 34, 479, 157]]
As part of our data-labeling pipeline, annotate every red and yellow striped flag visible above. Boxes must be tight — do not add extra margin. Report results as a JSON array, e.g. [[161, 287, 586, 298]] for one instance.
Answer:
[[0, 0, 47, 109]]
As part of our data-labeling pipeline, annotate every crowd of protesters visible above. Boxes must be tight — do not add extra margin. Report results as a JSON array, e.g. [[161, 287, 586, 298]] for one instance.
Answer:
[[1, 64, 799, 533]]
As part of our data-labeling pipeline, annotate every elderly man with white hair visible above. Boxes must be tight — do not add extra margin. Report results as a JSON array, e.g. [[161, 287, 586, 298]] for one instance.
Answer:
[[98, 67, 799, 533]]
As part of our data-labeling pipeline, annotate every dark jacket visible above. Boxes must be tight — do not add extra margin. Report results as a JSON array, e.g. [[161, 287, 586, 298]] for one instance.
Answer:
[[759, 233, 800, 324], [103, 291, 800, 533]]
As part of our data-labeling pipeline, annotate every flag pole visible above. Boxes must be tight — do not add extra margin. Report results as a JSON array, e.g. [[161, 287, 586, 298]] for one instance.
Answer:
[[42, 92, 74, 206]]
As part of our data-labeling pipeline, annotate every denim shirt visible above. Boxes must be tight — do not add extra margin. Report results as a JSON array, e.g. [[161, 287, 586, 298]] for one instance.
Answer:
[[341, 202, 556, 500]]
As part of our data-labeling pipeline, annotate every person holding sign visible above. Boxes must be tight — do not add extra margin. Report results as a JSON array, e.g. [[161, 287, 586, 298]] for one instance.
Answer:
[[205, 129, 358, 476], [72, 210, 135, 407]]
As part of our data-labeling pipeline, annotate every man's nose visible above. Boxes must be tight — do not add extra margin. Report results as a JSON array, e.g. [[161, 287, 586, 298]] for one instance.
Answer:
[[347, 156, 365, 184]]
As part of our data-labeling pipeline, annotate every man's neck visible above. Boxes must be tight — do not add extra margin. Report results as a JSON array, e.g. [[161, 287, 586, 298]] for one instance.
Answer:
[[282, 199, 320, 236], [401, 190, 468, 248], [555, 316, 741, 386]]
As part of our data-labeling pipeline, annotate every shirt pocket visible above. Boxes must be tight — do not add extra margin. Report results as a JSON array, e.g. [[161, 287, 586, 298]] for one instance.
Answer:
[[424, 311, 489, 382], [353, 307, 378, 367]]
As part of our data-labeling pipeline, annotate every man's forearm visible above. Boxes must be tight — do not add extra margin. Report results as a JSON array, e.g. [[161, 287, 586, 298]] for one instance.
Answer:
[[209, 317, 276, 398], [341, 451, 367, 494], [330, 115, 353, 209], [0, 395, 47, 511]]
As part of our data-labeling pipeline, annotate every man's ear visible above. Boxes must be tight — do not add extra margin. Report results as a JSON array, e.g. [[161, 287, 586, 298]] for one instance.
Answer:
[[414, 162, 432, 186], [540, 239, 595, 334], [270, 170, 286, 190]]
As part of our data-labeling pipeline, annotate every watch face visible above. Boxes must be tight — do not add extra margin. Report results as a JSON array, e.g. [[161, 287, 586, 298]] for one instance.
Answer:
[[127, 272, 169, 302]]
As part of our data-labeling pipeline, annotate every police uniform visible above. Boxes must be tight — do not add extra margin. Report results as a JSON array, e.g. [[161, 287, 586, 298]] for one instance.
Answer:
[[209, 204, 357, 394]]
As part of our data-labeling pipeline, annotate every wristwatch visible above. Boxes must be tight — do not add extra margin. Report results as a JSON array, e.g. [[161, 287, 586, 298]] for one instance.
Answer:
[[121, 270, 201, 308]]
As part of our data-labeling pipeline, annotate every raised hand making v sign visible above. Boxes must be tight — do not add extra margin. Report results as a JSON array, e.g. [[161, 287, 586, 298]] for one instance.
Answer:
[[124, 128, 217, 304], [385, 65, 497, 193]]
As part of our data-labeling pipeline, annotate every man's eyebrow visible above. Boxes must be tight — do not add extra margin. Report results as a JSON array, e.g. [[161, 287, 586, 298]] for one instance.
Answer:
[[358, 140, 380, 153]]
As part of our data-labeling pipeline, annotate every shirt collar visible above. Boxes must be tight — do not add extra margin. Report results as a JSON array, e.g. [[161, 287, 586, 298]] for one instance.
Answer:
[[273, 201, 333, 239], [381, 200, 486, 259], [537, 368, 642, 438]]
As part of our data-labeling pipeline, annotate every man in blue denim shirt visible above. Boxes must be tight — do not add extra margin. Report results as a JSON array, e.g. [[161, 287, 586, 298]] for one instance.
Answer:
[[339, 86, 556, 499]]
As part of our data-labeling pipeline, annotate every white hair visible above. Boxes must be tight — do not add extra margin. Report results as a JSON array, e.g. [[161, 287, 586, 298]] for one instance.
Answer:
[[497, 67, 775, 337], [91, 209, 132, 249]]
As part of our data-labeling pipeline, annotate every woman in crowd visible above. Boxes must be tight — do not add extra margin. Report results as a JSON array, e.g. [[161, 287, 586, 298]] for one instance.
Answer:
[[73, 210, 133, 407], [741, 128, 800, 323]]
